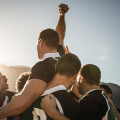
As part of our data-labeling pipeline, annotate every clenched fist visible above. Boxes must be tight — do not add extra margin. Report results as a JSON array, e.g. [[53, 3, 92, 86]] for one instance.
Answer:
[[58, 4, 69, 16]]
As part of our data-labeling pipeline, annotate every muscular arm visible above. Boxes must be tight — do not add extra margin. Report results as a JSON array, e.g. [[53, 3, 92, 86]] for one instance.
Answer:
[[0, 79, 46, 118], [49, 110, 69, 120], [55, 15, 65, 46], [55, 4, 69, 46]]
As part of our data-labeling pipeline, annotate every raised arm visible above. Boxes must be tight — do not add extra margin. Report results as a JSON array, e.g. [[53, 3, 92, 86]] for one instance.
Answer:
[[0, 79, 46, 118], [41, 94, 70, 120], [55, 4, 69, 46]]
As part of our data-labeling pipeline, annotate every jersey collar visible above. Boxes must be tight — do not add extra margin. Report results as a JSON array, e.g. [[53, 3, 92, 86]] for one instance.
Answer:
[[43, 52, 60, 60], [86, 89, 99, 94], [42, 85, 66, 96]]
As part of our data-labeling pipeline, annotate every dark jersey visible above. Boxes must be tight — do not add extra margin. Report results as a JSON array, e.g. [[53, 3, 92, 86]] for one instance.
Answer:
[[29, 57, 57, 83], [23, 85, 79, 120], [5, 91, 15, 101], [69, 91, 79, 101], [103, 93, 116, 120], [0, 91, 14, 107], [29, 44, 64, 82], [78, 90, 110, 120], [0, 91, 14, 120], [0, 91, 5, 107], [57, 44, 65, 56]]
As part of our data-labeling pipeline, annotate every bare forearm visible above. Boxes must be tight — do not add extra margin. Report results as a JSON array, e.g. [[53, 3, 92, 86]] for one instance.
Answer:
[[48, 110, 69, 120], [55, 15, 65, 46], [0, 79, 46, 119], [12, 115, 22, 120], [0, 95, 28, 118]]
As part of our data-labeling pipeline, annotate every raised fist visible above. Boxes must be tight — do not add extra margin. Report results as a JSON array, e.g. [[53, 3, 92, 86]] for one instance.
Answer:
[[58, 3, 69, 16]]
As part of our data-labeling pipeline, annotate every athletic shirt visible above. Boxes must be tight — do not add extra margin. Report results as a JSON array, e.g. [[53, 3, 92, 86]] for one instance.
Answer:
[[0, 91, 8, 120], [0, 91, 15, 120], [57, 44, 65, 56], [0, 91, 6, 108], [78, 89, 110, 120], [29, 44, 64, 82], [103, 93, 117, 120], [23, 85, 80, 120], [29, 52, 60, 83]]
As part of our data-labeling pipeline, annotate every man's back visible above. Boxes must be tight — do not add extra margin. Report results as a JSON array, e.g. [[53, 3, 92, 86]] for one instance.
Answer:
[[78, 90, 109, 120], [23, 85, 79, 120]]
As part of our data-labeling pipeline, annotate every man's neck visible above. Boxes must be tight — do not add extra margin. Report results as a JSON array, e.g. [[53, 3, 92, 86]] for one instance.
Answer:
[[83, 84, 100, 95], [43, 48, 57, 55], [45, 74, 70, 90]]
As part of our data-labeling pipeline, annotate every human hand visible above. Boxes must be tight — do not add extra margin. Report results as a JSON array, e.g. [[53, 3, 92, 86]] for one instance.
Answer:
[[41, 94, 57, 117], [64, 46, 70, 54], [58, 4, 69, 16]]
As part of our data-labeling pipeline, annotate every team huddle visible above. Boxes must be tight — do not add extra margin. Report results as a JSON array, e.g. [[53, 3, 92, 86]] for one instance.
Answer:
[[0, 3, 120, 120]]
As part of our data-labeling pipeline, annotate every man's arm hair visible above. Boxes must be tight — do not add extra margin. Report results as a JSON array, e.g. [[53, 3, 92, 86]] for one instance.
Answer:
[[55, 4, 69, 46], [0, 79, 46, 118]]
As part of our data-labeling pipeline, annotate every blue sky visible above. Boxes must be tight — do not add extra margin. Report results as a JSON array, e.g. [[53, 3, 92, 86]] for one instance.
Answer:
[[0, 0, 120, 85]]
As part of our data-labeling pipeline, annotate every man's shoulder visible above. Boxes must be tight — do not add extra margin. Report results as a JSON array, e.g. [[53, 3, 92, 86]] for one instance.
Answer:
[[53, 90, 79, 120], [81, 90, 106, 103], [80, 90, 109, 111], [53, 90, 72, 98], [29, 58, 57, 82], [32, 58, 57, 70], [79, 90, 109, 119], [53, 90, 79, 109]]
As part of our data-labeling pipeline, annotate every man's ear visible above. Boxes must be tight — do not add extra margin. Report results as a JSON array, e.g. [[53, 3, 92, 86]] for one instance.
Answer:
[[108, 93, 112, 99], [79, 75, 84, 83], [39, 39, 43, 48]]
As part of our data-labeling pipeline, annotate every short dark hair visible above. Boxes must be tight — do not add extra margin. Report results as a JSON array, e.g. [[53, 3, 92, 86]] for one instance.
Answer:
[[100, 84, 112, 95], [80, 64, 101, 85], [38, 29, 59, 49], [56, 53, 81, 77], [16, 72, 30, 92]]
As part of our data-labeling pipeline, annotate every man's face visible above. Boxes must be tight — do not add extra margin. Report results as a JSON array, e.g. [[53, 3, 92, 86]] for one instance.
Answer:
[[0, 74, 9, 92]]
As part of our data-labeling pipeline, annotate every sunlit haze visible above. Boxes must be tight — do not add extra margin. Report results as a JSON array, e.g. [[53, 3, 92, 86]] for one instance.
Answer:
[[0, 0, 120, 85]]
